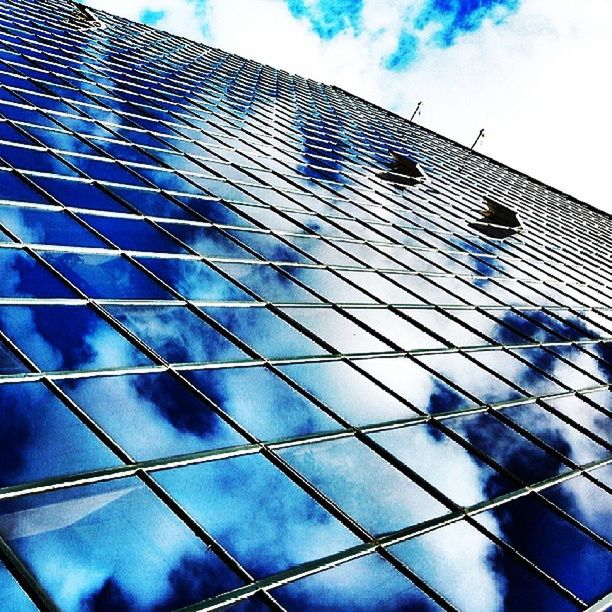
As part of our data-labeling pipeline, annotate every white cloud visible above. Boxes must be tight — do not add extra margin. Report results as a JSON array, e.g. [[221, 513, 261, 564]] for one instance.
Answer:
[[82, 0, 611, 214]]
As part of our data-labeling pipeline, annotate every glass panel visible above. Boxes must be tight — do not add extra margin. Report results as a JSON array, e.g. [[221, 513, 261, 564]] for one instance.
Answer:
[[184, 366, 340, 440], [158, 221, 254, 259], [0, 381, 120, 488], [406, 308, 485, 347], [272, 553, 439, 611], [0, 168, 49, 204], [358, 357, 474, 415], [279, 360, 417, 425], [216, 262, 321, 303], [154, 455, 359, 577], [500, 403, 609, 465], [136, 256, 253, 302], [391, 519, 579, 612], [475, 494, 612, 604], [0, 560, 37, 612], [543, 395, 610, 444], [347, 308, 444, 350], [42, 252, 172, 299], [0, 205, 105, 248], [29, 175, 128, 213], [106, 302, 247, 363], [57, 372, 245, 461], [0, 478, 242, 611], [279, 437, 448, 534], [280, 307, 392, 354], [0, 339, 28, 375], [80, 214, 187, 254], [541, 476, 611, 543], [108, 185, 196, 220], [0, 248, 73, 298], [444, 413, 569, 485], [0, 305, 151, 372], [371, 424, 516, 506], [201, 306, 328, 359]]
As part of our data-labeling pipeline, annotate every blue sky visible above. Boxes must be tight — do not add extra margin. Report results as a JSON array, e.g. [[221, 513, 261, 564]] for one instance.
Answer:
[[80, 0, 610, 213]]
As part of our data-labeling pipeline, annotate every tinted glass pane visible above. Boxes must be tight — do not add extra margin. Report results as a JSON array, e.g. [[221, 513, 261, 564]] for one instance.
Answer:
[[201, 306, 328, 359], [107, 305, 245, 364], [391, 519, 579, 612], [0, 304, 151, 372], [0, 381, 120, 487], [0, 339, 28, 375], [0, 561, 37, 612], [0, 205, 105, 248], [80, 214, 187, 253], [0, 478, 242, 611], [0, 248, 72, 298], [371, 424, 516, 506], [279, 437, 448, 534], [57, 372, 245, 461], [137, 256, 253, 301], [42, 252, 172, 299], [279, 361, 417, 425], [185, 366, 339, 439], [273, 553, 439, 611], [154, 455, 359, 577], [475, 494, 612, 603], [0, 168, 48, 204]]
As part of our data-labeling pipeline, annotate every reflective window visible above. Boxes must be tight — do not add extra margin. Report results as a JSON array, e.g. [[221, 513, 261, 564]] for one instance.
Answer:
[[0, 561, 37, 612], [107, 305, 246, 365], [0, 305, 151, 372], [42, 252, 172, 299], [273, 553, 439, 611], [154, 455, 359, 577], [57, 372, 245, 461], [0, 478, 243, 611], [279, 437, 448, 534]]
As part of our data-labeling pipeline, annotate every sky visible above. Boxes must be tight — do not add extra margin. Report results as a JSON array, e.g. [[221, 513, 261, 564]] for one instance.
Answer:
[[78, 0, 611, 214]]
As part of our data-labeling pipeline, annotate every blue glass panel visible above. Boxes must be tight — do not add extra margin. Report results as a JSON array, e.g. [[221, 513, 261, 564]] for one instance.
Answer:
[[154, 455, 359, 578], [0, 561, 37, 612], [106, 305, 245, 364], [284, 306, 395, 354], [64, 154, 147, 186], [541, 477, 611, 543], [28, 175, 127, 212], [391, 520, 579, 612], [137, 256, 252, 301], [279, 361, 417, 425], [347, 308, 444, 351], [42, 252, 172, 299], [543, 395, 610, 444], [0, 205, 106, 247], [78, 213, 187, 253], [225, 229, 309, 263], [176, 195, 255, 226], [215, 262, 320, 303], [0, 381, 120, 488], [0, 339, 27, 375], [0, 120, 35, 146], [371, 424, 516, 506], [444, 413, 569, 485], [184, 366, 339, 439], [273, 553, 439, 611], [358, 356, 474, 415], [201, 306, 328, 359], [279, 437, 448, 534], [0, 169, 48, 204], [57, 372, 245, 461], [107, 185, 196, 220], [475, 494, 612, 603], [0, 478, 242, 611], [500, 404, 609, 465], [282, 266, 375, 303], [158, 221, 254, 259], [0, 144, 78, 176], [0, 305, 151, 372], [0, 248, 73, 298]]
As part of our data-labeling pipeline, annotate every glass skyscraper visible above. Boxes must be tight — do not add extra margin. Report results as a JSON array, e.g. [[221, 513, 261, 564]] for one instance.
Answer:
[[0, 0, 610, 610]]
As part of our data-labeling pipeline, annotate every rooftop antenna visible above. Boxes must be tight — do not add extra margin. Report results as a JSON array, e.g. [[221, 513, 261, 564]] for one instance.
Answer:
[[460, 128, 485, 171], [410, 101, 422, 122]]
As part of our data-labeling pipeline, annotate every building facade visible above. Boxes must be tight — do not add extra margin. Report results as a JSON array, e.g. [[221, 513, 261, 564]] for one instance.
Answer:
[[0, 0, 610, 609]]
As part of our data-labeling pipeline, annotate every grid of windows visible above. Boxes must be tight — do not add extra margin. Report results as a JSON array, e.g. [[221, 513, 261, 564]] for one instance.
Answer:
[[0, 0, 610, 610]]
